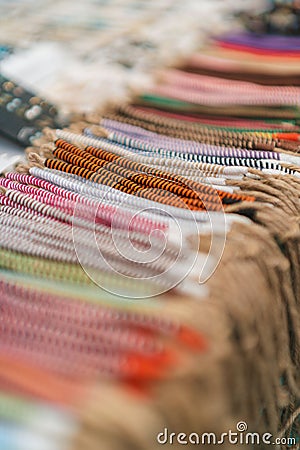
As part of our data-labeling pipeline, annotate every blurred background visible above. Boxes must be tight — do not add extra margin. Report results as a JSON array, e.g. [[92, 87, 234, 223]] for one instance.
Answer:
[[0, 0, 262, 115]]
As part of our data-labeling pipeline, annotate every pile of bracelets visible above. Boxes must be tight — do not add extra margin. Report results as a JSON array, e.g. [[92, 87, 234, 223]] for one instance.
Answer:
[[0, 12, 299, 450]]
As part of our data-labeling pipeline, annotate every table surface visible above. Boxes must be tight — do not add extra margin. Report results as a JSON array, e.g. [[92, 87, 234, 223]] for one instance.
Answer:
[[0, 135, 24, 156]]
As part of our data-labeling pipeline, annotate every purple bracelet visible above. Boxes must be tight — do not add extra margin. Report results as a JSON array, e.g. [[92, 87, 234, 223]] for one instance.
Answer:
[[215, 32, 300, 51]]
